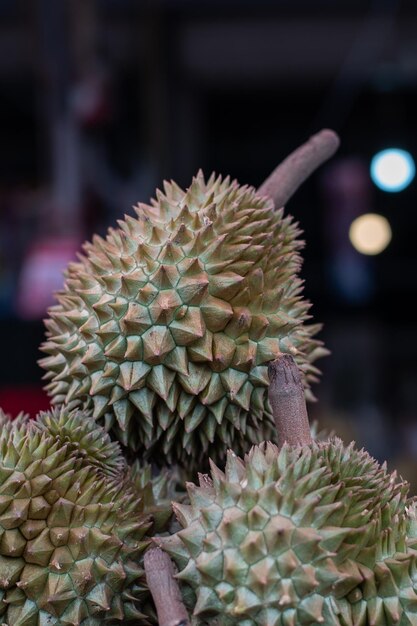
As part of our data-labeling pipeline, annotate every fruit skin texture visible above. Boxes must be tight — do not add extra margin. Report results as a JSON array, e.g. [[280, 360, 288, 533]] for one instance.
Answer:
[[40, 171, 325, 467], [0, 408, 159, 625], [33, 407, 126, 479], [159, 439, 417, 625], [130, 460, 187, 535]]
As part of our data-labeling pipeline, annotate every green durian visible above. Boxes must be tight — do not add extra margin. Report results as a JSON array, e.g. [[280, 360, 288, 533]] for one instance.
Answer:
[[158, 439, 417, 625], [40, 171, 326, 467], [0, 408, 162, 625]]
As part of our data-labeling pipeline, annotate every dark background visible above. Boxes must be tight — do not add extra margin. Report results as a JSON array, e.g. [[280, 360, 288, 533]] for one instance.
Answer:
[[0, 0, 416, 488]]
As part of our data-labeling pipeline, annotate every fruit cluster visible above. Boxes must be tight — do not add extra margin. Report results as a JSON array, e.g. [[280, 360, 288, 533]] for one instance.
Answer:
[[2, 132, 416, 625]]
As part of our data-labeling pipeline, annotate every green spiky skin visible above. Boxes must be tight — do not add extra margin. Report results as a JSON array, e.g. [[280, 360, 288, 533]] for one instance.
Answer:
[[34, 407, 126, 479], [130, 461, 187, 535], [0, 410, 28, 428], [0, 409, 158, 625], [40, 172, 326, 467], [159, 439, 417, 625]]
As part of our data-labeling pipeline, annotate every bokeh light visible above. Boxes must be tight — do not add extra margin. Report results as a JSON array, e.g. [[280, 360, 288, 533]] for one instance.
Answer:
[[349, 213, 392, 255], [370, 149, 415, 192]]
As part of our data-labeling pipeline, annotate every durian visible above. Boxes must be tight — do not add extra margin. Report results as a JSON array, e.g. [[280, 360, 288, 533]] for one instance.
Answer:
[[40, 171, 326, 467], [159, 439, 417, 626], [151, 356, 417, 626], [0, 407, 163, 625]]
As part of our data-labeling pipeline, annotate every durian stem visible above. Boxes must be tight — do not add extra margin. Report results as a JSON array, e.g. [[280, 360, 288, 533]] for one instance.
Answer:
[[268, 354, 312, 447], [257, 128, 340, 208], [144, 546, 190, 626]]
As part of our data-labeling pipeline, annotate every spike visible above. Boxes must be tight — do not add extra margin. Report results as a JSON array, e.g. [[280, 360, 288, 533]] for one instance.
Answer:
[[171, 223, 193, 245], [104, 336, 127, 360], [117, 361, 151, 391], [232, 341, 257, 371], [147, 365, 176, 402], [129, 387, 156, 423], [187, 331, 213, 363], [148, 290, 182, 325], [120, 269, 147, 297], [256, 337, 281, 364], [177, 274, 209, 305], [88, 373, 111, 398], [151, 264, 179, 289], [137, 283, 158, 306], [178, 363, 211, 396], [212, 333, 236, 371], [200, 373, 224, 406], [120, 303, 152, 335], [164, 346, 189, 375], [158, 240, 184, 265], [170, 308, 205, 345], [224, 307, 252, 339], [200, 296, 234, 332], [81, 344, 105, 369], [298, 595, 325, 624], [86, 582, 113, 613], [142, 327, 175, 364], [124, 336, 143, 360], [196, 550, 224, 584], [177, 257, 204, 276], [92, 395, 108, 418], [209, 272, 245, 300]]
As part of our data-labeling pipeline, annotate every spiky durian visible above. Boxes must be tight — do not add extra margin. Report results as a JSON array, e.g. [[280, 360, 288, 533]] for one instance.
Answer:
[[158, 439, 417, 625], [40, 172, 326, 467], [0, 409, 160, 625]]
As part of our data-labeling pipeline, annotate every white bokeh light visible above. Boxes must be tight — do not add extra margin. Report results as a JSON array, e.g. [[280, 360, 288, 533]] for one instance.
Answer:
[[370, 149, 415, 192], [349, 213, 392, 255]]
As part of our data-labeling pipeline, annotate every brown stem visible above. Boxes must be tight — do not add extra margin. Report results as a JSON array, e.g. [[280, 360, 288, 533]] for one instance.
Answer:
[[144, 547, 190, 626], [257, 128, 340, 208], [268, 354, 312, 448]]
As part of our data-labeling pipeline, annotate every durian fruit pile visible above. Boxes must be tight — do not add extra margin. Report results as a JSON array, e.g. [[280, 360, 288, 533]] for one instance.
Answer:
[[3, 130, 417, 625]]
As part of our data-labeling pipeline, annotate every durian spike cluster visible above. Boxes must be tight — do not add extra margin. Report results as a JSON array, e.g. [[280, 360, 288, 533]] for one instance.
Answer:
[[0, 407, 171, 625], [40, 171, 327, 468], [160, 439, 417, 626], [34, 407, 125, 478]]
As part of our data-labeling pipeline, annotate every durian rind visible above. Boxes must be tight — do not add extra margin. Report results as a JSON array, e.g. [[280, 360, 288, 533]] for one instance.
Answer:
[[161, 438, 417, 625], [33, 406, 125, 479], [40, 172, 325, 467], [0, 410, 156, 625], [130, 460, 187, 535]]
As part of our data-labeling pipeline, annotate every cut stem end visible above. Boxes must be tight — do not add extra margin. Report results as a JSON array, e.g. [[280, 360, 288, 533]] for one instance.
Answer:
[[144, 546, 190, 626], [268, 354, 312, 448]]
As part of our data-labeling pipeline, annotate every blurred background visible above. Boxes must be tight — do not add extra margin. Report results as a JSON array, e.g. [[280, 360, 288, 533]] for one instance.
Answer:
[[0, 0, 416, 488]]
